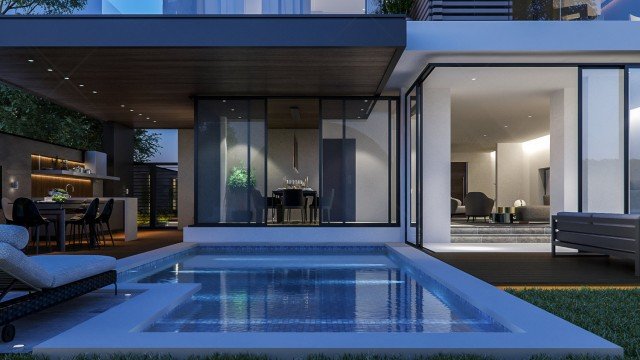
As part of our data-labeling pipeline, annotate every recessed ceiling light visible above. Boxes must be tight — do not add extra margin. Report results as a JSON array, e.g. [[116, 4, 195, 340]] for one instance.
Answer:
[[483, 134, 487, 137], [130, 109, 134, 112], [120, 104, 125, 107], [92, 90, 98, 94], [231, 108, 235, 111], [504, 125, 508, 128], [64, 76, 70, 80], [146, 117, 150, 120], [364, 100, 368, 103], [357, 116, 361, 119], [47, 68, 53, 72], [27, 59, 34, 63], [153, 120, 157, 123], [222, 100, 226, 103], [471, 78, 477, 81], [78, 84, 84, 87], [528, 115, 533, 118], [138, 113, 142, 116], [360, 108, 364, 111]]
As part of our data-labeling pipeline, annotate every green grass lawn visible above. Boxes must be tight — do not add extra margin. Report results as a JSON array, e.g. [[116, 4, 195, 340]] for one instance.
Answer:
[[2, 288, 638, 360], [507, 288, 640, 359]]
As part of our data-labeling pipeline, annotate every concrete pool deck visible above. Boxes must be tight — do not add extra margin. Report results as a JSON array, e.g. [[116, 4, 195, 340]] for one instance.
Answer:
[[32, 243, 622, 358]]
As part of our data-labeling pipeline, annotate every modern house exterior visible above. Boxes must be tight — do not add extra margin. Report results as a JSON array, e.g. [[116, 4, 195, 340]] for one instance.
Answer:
[[1, 0, 640, 249]]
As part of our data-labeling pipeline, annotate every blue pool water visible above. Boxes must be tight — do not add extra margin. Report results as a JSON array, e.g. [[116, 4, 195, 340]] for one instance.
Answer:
[[131, 247, 507, 333]]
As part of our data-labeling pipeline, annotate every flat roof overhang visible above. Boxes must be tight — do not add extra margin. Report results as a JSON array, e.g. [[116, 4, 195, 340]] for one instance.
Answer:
[[0, 15, 406, 128]]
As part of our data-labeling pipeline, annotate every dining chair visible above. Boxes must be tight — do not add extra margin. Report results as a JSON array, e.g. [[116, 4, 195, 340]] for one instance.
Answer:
[[310, 188, 335, 223], [66, 198, 100, 248], [1, 198, 13, 224], [11, 198, 52, 254], [95, 199, 115, 246], [282, 189, 306, 223]]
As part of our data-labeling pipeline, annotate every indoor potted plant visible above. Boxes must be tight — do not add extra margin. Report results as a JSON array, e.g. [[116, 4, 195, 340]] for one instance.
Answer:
[[225, 166, 256, 222]]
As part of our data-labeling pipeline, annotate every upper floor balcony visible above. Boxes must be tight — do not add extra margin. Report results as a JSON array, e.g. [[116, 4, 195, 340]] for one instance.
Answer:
[[14, 0, 382, 15], [409, 0, 640, 21]]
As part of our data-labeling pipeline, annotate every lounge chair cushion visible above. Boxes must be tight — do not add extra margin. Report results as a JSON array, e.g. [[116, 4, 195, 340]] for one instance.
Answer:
[[31, 255, 116, 288], [0, 224, 29, 250], [0, 243, 53, 289]]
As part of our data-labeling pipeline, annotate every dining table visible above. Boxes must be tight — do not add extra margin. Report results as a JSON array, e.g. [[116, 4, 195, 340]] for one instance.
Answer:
[[35, 201, 92, 251], [271, 188, 318, 223]]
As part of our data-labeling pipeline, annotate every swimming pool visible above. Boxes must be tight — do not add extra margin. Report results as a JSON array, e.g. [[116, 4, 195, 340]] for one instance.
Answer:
[[34, 243, 622, 358], [131, 246, 507, 333]]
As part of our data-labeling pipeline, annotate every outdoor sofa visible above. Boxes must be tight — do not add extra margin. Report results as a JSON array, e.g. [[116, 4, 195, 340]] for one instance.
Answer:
[[552, 212, 640, 276], [0, 224, 117, 342]]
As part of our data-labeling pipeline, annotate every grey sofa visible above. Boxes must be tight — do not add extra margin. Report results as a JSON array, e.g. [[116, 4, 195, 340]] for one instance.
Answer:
[[464, 192, 494, 222]]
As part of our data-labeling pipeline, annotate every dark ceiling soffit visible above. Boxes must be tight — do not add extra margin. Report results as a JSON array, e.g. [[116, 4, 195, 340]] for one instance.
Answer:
[[0, 15, 406, 48]]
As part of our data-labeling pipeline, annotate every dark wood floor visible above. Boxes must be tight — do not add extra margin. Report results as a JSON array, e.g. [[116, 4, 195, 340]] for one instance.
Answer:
[[430, 251, 640, 286], [26, 229, 640, 286], [29, 229, 183, 259]]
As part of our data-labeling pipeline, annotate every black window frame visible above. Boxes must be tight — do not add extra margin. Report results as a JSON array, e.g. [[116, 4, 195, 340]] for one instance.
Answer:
[[193, 95, 401, 228]]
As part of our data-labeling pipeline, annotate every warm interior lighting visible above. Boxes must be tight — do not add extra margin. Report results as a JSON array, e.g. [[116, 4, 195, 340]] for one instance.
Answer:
[[522, 135, 550, 154], [630, 107, 640, 124], [31, 154, 84, 167], [31, 174, 92, 183]]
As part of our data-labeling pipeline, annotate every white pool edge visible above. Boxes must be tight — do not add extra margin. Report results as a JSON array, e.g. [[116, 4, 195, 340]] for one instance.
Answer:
[[34, 243, 623, 359]]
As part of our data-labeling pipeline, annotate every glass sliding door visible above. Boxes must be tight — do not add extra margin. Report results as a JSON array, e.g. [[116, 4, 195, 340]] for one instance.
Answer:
[[320, 98, 398, 225], [629, 68, 640, 213], [195, 99, 266, 224], [580, 68, 625, 213]]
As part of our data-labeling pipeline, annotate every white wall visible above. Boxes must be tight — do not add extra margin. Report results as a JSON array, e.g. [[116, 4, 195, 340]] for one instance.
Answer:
[[496, 139, 550, 207], [451, 152, 495, 200], [423, 87, 451, 243], [550, 87, 579, 215]]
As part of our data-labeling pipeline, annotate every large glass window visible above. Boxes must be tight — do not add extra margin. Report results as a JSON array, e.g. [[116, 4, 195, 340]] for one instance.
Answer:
[[320, 99, 398, 224], [196, 97, 398, 226], [581, 68, 625, 213], [196, 99, 266, 224], [629, 68, 640, 213]]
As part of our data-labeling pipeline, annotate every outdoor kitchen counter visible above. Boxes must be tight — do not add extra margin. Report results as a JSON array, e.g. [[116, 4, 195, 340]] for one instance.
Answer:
[[35, 197, 138, 241]]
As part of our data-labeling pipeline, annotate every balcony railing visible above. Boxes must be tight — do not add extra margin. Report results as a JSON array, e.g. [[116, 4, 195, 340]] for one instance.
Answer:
[[409, 0, 640, 21]]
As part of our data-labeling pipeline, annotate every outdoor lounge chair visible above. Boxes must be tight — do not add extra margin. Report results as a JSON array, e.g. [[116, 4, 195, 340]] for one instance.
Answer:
[[0, 224, 117, 342]]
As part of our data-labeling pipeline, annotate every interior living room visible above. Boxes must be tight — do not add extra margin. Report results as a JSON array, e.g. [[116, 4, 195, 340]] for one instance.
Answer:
[[429, 67, 578, 245]]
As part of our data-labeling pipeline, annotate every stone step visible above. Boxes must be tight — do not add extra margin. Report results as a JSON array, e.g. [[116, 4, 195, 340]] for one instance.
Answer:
[[451, 234, 551, 243], [451, 225, 551, 235]]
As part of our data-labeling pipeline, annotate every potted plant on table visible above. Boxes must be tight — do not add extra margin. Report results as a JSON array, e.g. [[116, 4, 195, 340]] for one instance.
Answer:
[[226, 166, 256, 222]]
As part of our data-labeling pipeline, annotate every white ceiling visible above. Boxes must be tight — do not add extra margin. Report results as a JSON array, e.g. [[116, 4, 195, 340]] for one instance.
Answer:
[[424, 67, 578, 152]]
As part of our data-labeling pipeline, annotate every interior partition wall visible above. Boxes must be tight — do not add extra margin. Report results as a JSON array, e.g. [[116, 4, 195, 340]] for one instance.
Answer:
[[579, 68, 626, 213], [195, 97, 399, 227]]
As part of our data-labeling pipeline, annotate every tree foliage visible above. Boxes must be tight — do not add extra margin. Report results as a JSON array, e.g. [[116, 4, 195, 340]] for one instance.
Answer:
[[133, 129, 162, 163], [0, 0, 87, 15], [0, 83, 103, 150], [375, 0, 414, 15]]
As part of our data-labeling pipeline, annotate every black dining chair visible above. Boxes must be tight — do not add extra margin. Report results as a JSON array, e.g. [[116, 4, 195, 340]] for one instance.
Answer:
[[282, 189, 306, 223], [95, 198, 115, 246], [11, 197, 52, 254], [310, 188, 335, 223], [66, 198, 100, 248]]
